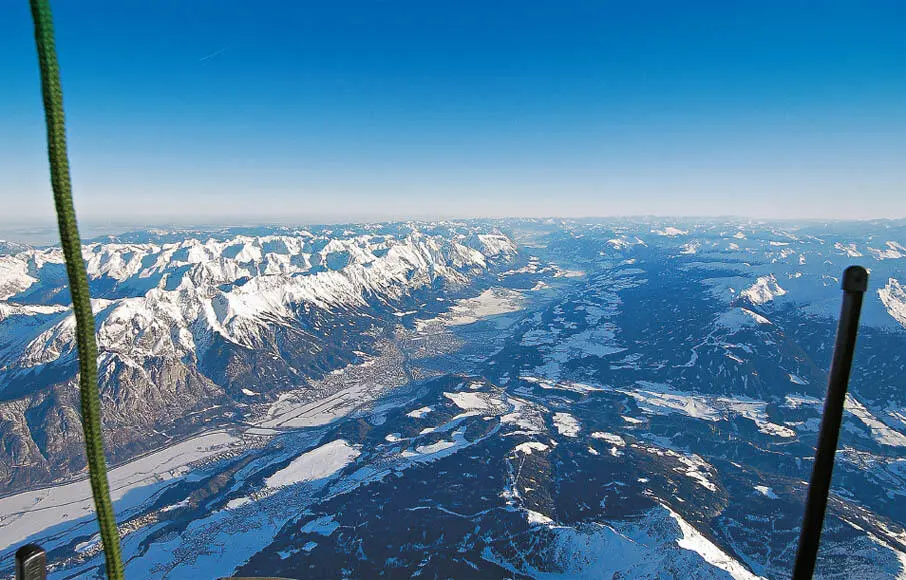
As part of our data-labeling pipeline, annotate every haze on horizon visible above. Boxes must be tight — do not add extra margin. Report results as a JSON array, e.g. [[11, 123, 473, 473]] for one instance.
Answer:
[[1, 1, 904, 226]]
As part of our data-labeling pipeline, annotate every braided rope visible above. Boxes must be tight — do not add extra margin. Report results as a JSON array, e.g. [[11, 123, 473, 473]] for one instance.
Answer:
[[27, 1, 124, 577]]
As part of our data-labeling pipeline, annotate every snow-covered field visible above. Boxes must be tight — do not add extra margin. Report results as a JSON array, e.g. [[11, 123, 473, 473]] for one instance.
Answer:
[[421, 288, 525, 328], [552, 412, 581, 437], [606, 381, 798, 439], [0, 431, 237, 551], [264, 440, 360, 489]]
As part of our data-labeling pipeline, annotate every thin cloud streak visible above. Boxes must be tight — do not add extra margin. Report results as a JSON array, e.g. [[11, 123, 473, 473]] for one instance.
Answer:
[[198, 47, 226, 62]]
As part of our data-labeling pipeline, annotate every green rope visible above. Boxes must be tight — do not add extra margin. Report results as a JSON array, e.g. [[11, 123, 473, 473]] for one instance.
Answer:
[[28, 1, 124, 578]]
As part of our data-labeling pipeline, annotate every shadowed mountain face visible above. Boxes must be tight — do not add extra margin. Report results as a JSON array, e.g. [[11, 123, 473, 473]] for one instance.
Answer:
[[1, 219, 905, 579]]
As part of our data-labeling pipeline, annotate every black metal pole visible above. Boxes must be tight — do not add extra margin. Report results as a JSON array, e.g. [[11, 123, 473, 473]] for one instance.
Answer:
[[792, 266, 868, 580], [15, 544, 46, 580]]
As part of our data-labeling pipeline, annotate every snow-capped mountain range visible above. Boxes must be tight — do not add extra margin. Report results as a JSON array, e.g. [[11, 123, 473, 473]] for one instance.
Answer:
[[0, 223, 516, 490], [1, 218, 906, 579]]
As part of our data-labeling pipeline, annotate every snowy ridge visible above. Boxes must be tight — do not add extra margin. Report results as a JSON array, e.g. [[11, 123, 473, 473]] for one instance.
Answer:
[[739, 274, 786, 305], [868, 241, 906, 261], [652, 226, 688, 237], [0, 256, 38, 301], [490, 504, 763, 579], [664, 505, 765, 579], [879, 278, 906, 329], [715, 307, 771, 330], [0, 227, 517, 375]]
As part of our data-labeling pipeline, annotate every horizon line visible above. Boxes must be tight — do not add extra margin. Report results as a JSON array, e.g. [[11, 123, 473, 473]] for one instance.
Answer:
[[2, 213, 905, 228], [2, 214, 905, 247]]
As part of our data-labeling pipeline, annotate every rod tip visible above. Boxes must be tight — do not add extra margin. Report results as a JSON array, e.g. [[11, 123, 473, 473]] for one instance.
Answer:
[[842, 266, 868, 293], [15, 543, 46, 580]]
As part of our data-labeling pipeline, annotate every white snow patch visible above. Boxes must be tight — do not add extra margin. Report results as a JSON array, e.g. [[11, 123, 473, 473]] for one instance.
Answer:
[[530, 327, 626, 378], [716, 307, 771, 330], [514, 441, 550, 455], [553, 413, 581, 437], [160, 498, 191, 512], [636, 444, 717, 491], [867, 241, 906, 260], [407, 406, 433, 418], [681, 242, 700, 255], [299, 514, 340, 536], [626, 382, 720, 421], [834, 242, 863, 257], [525, 509, 554, 525], [754, 485, 778, 499], [444, 391, 504, 413], [720, 397, 796, 438], [438, 288, 524, 327], [591, 432, 626, 447], [652, 227, 688, 237], [617, 382, 795, 437], [522, 376, 603, 394], [264, 439, 360, 489], [785, 393, 822, 409], [845, 395, 906, 447], [409, 440, 457, 455], [500, 397, 548, 434], [755, 421, 797, 438], [225, 497, 252, 510]]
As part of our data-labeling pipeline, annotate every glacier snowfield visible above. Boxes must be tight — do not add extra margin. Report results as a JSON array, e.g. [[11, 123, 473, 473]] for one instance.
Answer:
[[1, 219, 905, 578]]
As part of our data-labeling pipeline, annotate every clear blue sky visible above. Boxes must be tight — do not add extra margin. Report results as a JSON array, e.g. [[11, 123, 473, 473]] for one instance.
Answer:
[[1, 0, 904, 225]]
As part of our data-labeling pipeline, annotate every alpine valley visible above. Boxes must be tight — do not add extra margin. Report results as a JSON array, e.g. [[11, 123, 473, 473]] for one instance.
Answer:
[[1, 219, 905, 579]]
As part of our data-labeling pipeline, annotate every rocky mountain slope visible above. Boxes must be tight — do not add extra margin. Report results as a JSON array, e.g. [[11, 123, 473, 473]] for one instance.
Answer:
[[0, 223, 517, 492]]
